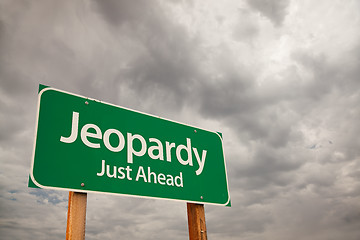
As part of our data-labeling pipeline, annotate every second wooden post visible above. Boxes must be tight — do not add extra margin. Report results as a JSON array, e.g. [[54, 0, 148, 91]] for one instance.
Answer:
[[187, 203, 208, 240]]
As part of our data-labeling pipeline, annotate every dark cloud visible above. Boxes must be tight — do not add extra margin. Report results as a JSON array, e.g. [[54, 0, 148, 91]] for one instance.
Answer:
[[246, 0, 290, 26], [233, 9, 260, 43], [207, 203, 273, 238], [120, 25, 200, 109], [90, 0, 203, 114], [92, 0, 155, 26], [198, 76, 256, 117], [0, 1, 360, 240], [233, 144, 303, 191], [196, 66, 300, 148]]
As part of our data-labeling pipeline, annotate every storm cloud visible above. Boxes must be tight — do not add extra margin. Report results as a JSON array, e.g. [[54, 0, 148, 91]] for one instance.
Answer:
[[1, 0, 360, 239]]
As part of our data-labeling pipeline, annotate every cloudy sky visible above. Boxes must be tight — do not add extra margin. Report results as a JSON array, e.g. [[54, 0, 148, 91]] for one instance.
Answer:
[[1, 0, 360, 239]]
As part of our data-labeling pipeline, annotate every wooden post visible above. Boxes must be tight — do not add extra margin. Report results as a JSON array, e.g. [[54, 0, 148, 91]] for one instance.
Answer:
[[66, 191, 87, 240], [187, 203, 208, 240]]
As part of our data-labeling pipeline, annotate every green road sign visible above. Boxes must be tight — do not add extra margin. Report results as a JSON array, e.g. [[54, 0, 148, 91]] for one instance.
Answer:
[[29, 85, 230, 206]]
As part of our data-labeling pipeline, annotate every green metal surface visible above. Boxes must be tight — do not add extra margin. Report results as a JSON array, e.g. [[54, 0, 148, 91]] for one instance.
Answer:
[[29, 86, 230, 206]]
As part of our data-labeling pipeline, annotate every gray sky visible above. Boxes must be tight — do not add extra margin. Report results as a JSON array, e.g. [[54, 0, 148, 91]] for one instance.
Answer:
[[1, 0, 360, 239]]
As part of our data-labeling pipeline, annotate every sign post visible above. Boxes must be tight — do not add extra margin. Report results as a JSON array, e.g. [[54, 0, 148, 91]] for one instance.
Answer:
[[29, 85, 230, 206], [66, 192, 87, 240], [187, 203, 207, 240], [29, 85, 230, 238]]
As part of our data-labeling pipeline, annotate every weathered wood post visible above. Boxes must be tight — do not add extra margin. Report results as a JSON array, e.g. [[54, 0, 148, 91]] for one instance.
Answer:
[[66, 191, 87, 240], [187, 203, 208, 240]]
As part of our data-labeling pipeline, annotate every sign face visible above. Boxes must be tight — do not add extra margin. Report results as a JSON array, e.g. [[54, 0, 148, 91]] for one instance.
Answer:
[[30, 85, 230, 206]]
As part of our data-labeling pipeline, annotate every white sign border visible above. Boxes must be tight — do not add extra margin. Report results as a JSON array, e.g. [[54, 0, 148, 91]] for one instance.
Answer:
[[30, 85, 231, 206]]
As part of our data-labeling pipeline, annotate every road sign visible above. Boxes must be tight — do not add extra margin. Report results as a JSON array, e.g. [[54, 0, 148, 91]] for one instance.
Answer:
[[29, 85, 230, 206]]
